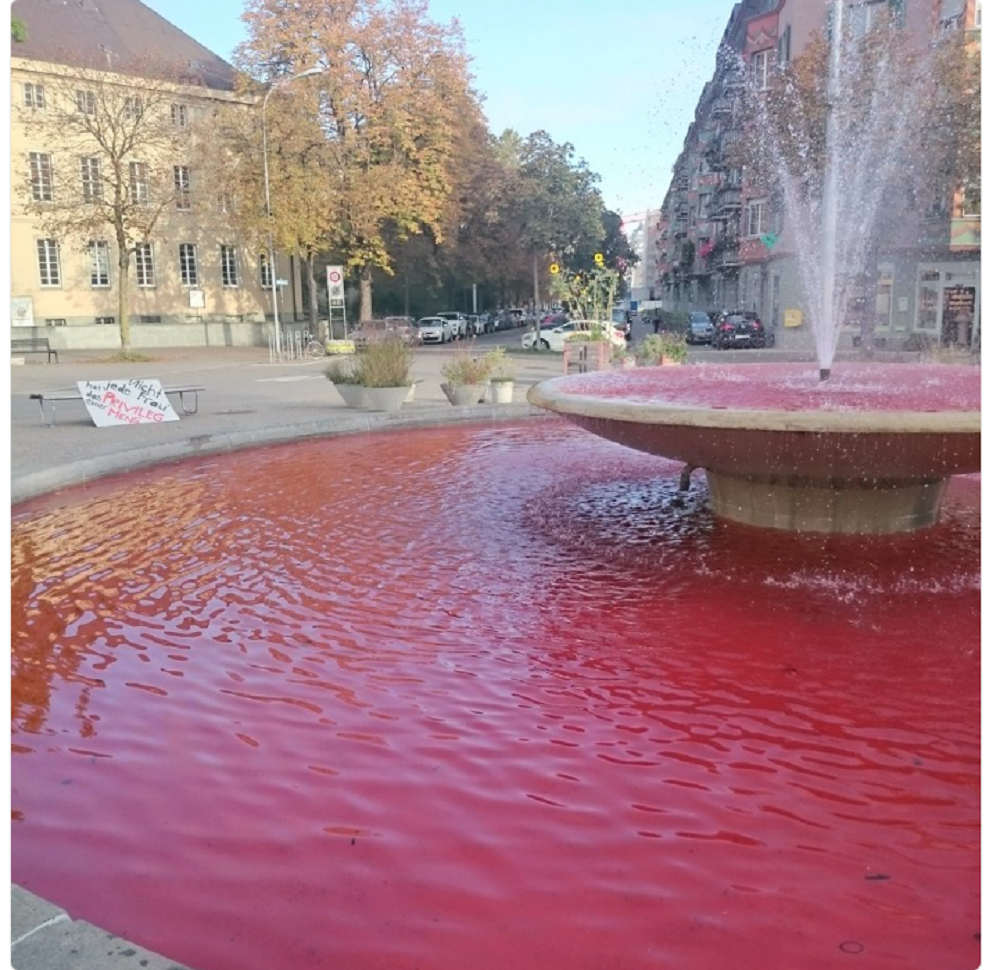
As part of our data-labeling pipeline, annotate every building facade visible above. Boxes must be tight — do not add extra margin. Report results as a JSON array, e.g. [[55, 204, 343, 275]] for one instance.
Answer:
[[621, 210, 662, 305], [657, 0, 981, 350], [10, 0, 303, 351]]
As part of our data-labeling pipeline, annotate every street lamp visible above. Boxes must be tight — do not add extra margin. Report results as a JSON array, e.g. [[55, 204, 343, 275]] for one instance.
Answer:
[[262, 65, 323, 360]]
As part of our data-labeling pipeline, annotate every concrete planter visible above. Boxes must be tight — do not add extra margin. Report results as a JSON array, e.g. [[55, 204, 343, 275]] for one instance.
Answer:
[[365, 386, 411, 412], [333, 383, 369, 408], [441, 382, 486, 406], [487, 380, 514, 404]]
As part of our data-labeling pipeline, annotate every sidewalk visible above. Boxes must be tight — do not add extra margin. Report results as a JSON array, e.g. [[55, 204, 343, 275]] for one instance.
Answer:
[[10, 344, 565, 503]]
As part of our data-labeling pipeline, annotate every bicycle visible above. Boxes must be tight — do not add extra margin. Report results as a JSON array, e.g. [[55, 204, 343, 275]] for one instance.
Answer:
[[303, 332, 326, 360]]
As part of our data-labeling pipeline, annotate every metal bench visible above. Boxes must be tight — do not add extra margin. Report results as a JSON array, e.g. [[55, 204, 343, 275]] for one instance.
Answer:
[[12, 337, 59, 363], [29, 385, 204, 426]]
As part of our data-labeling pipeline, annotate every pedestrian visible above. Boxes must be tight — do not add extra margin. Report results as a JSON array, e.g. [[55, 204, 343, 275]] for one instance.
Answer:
[[653, 312, 662, 335]]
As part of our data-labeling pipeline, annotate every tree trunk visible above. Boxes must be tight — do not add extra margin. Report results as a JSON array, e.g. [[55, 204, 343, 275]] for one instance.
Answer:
[[306, 250, 319, 337], [117, 247, 131, 351], [360, 264, 373, 322]]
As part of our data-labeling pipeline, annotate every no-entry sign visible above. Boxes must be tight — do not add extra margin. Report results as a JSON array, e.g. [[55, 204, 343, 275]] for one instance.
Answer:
[[326, 265, 345, 306]]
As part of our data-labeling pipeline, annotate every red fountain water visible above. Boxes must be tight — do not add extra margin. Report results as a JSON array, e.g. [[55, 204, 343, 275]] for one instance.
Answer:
[[11, 422, 979, 970]]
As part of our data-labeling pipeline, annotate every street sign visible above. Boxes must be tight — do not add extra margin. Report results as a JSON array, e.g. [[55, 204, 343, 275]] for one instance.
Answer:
[[275, 279, 288, 286], [326, 264, 345, 306]]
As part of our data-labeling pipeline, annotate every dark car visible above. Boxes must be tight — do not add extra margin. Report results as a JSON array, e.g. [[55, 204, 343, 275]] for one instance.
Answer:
[[714, 313, 770, 349], [686, 311, 715, 345]]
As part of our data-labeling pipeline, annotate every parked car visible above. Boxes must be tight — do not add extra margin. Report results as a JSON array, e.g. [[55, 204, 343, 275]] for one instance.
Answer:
[[468, 314, 486, 335], [686, 311, 715, 345], [522, 320, 626, 352], [348, 317, 423, 348], [714, 313, 772, 349], [437, 312, 467, 339], [416, 316, 453, 344]]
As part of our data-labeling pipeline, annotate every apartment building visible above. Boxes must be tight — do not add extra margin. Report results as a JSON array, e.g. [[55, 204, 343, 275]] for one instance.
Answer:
[[10, 0, 303, 351], [657, 0, 981, 350], [621, 210, 661, 304]]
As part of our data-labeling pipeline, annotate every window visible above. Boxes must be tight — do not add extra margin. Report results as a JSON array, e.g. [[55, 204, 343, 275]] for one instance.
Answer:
[[76, 89, 97, 115], [752, 49, 776, 90], [217, 191, 234, 214], [129, 161, 149, 204], [37, 239, 61, 286], [179, 243, 198, 285], [135, 242, 155, 287], [875, 267, 894, 329], [846, 0, 889, 37], [747, 200, 766, 236], [962, 181, 981, 217], [81, 156, 103, 202], [29, 152, 53, 201], [259, 253, 274, 288], [171, 103, 188, 128], [123, 96, 143, 122], [698, 192, 711, 219], [23, 82, 45, 109], [89, 240, 111, 287], [95, 316, 116, 326], [174, 165, 191, 209], [44, 319, 67, 327], [975, 0, 981, 27], [220, 245, 238, 287]]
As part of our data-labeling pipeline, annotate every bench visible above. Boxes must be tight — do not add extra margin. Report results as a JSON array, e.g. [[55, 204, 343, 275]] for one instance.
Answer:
[[12, 337, 59, 363], [29, 385, 204, 426]]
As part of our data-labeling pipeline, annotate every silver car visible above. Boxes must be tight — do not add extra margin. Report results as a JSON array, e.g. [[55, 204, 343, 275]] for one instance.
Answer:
[[416, 316, 452, 344], [436, 312, 467, 340]]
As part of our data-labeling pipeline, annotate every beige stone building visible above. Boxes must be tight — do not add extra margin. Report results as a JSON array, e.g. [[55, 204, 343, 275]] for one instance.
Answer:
[[10, 0, 304, 351]]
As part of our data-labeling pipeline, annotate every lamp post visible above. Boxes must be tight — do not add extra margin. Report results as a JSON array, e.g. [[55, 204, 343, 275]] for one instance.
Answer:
[[262, 65, 323, 360]]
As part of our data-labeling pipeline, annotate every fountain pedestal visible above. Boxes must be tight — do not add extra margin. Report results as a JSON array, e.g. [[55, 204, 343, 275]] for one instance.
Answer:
[[527, 363, 980, 535], [705, 471, 946, 534]]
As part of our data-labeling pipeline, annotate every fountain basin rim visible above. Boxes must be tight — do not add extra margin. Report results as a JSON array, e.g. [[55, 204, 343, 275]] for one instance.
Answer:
[[527, 380, 981, 436]]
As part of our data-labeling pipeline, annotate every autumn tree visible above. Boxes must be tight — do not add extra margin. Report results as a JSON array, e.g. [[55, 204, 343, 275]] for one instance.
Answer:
[[235, 0, 477, 321], [17, 63, 208, 350], [210, 77, 337, 334]]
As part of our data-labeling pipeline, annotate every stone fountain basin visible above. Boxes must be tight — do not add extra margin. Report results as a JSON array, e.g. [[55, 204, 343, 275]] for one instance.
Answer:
[[527, 363, 980, 533]]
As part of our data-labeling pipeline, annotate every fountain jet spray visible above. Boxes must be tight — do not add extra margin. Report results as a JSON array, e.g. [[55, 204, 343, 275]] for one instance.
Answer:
[[818, 0, 844, 383]]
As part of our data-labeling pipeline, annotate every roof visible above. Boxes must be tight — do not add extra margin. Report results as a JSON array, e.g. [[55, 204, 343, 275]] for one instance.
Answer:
[[11, 0, 239, 91]]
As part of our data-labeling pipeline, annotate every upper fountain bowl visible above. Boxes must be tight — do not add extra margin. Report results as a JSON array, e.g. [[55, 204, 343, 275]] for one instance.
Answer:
[[527, 362, 980, 534]]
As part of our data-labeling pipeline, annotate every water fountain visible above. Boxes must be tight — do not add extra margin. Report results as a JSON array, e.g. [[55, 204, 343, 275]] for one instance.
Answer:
[[10, 4, 979, 969], [529, 0, 981, 533]]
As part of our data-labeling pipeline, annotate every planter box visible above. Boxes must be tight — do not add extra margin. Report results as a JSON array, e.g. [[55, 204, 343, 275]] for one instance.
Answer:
[[365, 386, 411, 412], [564, 340, 612, 374], [487, 381, 514, 404], [333, 383, 369, 408], [441, 382, 486, 406]]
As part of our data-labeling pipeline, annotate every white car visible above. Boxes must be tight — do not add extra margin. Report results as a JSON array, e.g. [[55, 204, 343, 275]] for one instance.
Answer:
[[469, 314, 486, 336], [437, 312, 467, 339], [521, 321, 626, 352], [416, 316, 452, 343]]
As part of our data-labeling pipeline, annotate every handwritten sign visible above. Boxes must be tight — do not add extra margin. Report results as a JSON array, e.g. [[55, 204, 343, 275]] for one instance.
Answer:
[[78, 379, 179, 428]]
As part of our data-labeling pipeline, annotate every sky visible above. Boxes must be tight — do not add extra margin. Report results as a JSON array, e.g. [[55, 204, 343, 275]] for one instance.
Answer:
[[140, 0, 738, 218]]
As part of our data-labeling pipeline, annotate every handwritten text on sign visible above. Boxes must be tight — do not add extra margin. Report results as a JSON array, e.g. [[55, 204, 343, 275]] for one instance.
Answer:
[[78, 379, 180, 427]]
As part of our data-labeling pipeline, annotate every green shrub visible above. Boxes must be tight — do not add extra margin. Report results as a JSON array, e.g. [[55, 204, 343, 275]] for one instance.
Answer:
[[325, 358, 362, 384], [355, 334, 413, 387], [441, 349, 492, 385], [638, 332, 688, 364]]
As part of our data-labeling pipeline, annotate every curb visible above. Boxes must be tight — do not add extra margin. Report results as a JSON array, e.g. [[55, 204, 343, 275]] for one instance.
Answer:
[[12, 403, 547, 504]]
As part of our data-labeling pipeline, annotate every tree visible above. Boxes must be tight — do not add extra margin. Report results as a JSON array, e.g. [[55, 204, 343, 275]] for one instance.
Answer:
[[235, 0, 477, 321], [12, 14, 28, 42], [211, 80, 337, 334], [17, 63, 206, 350]]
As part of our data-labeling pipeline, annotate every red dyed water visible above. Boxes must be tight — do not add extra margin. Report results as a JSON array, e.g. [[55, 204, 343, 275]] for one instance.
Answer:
[[556, 362, 981, 412], [11, 422, 980, 970]]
